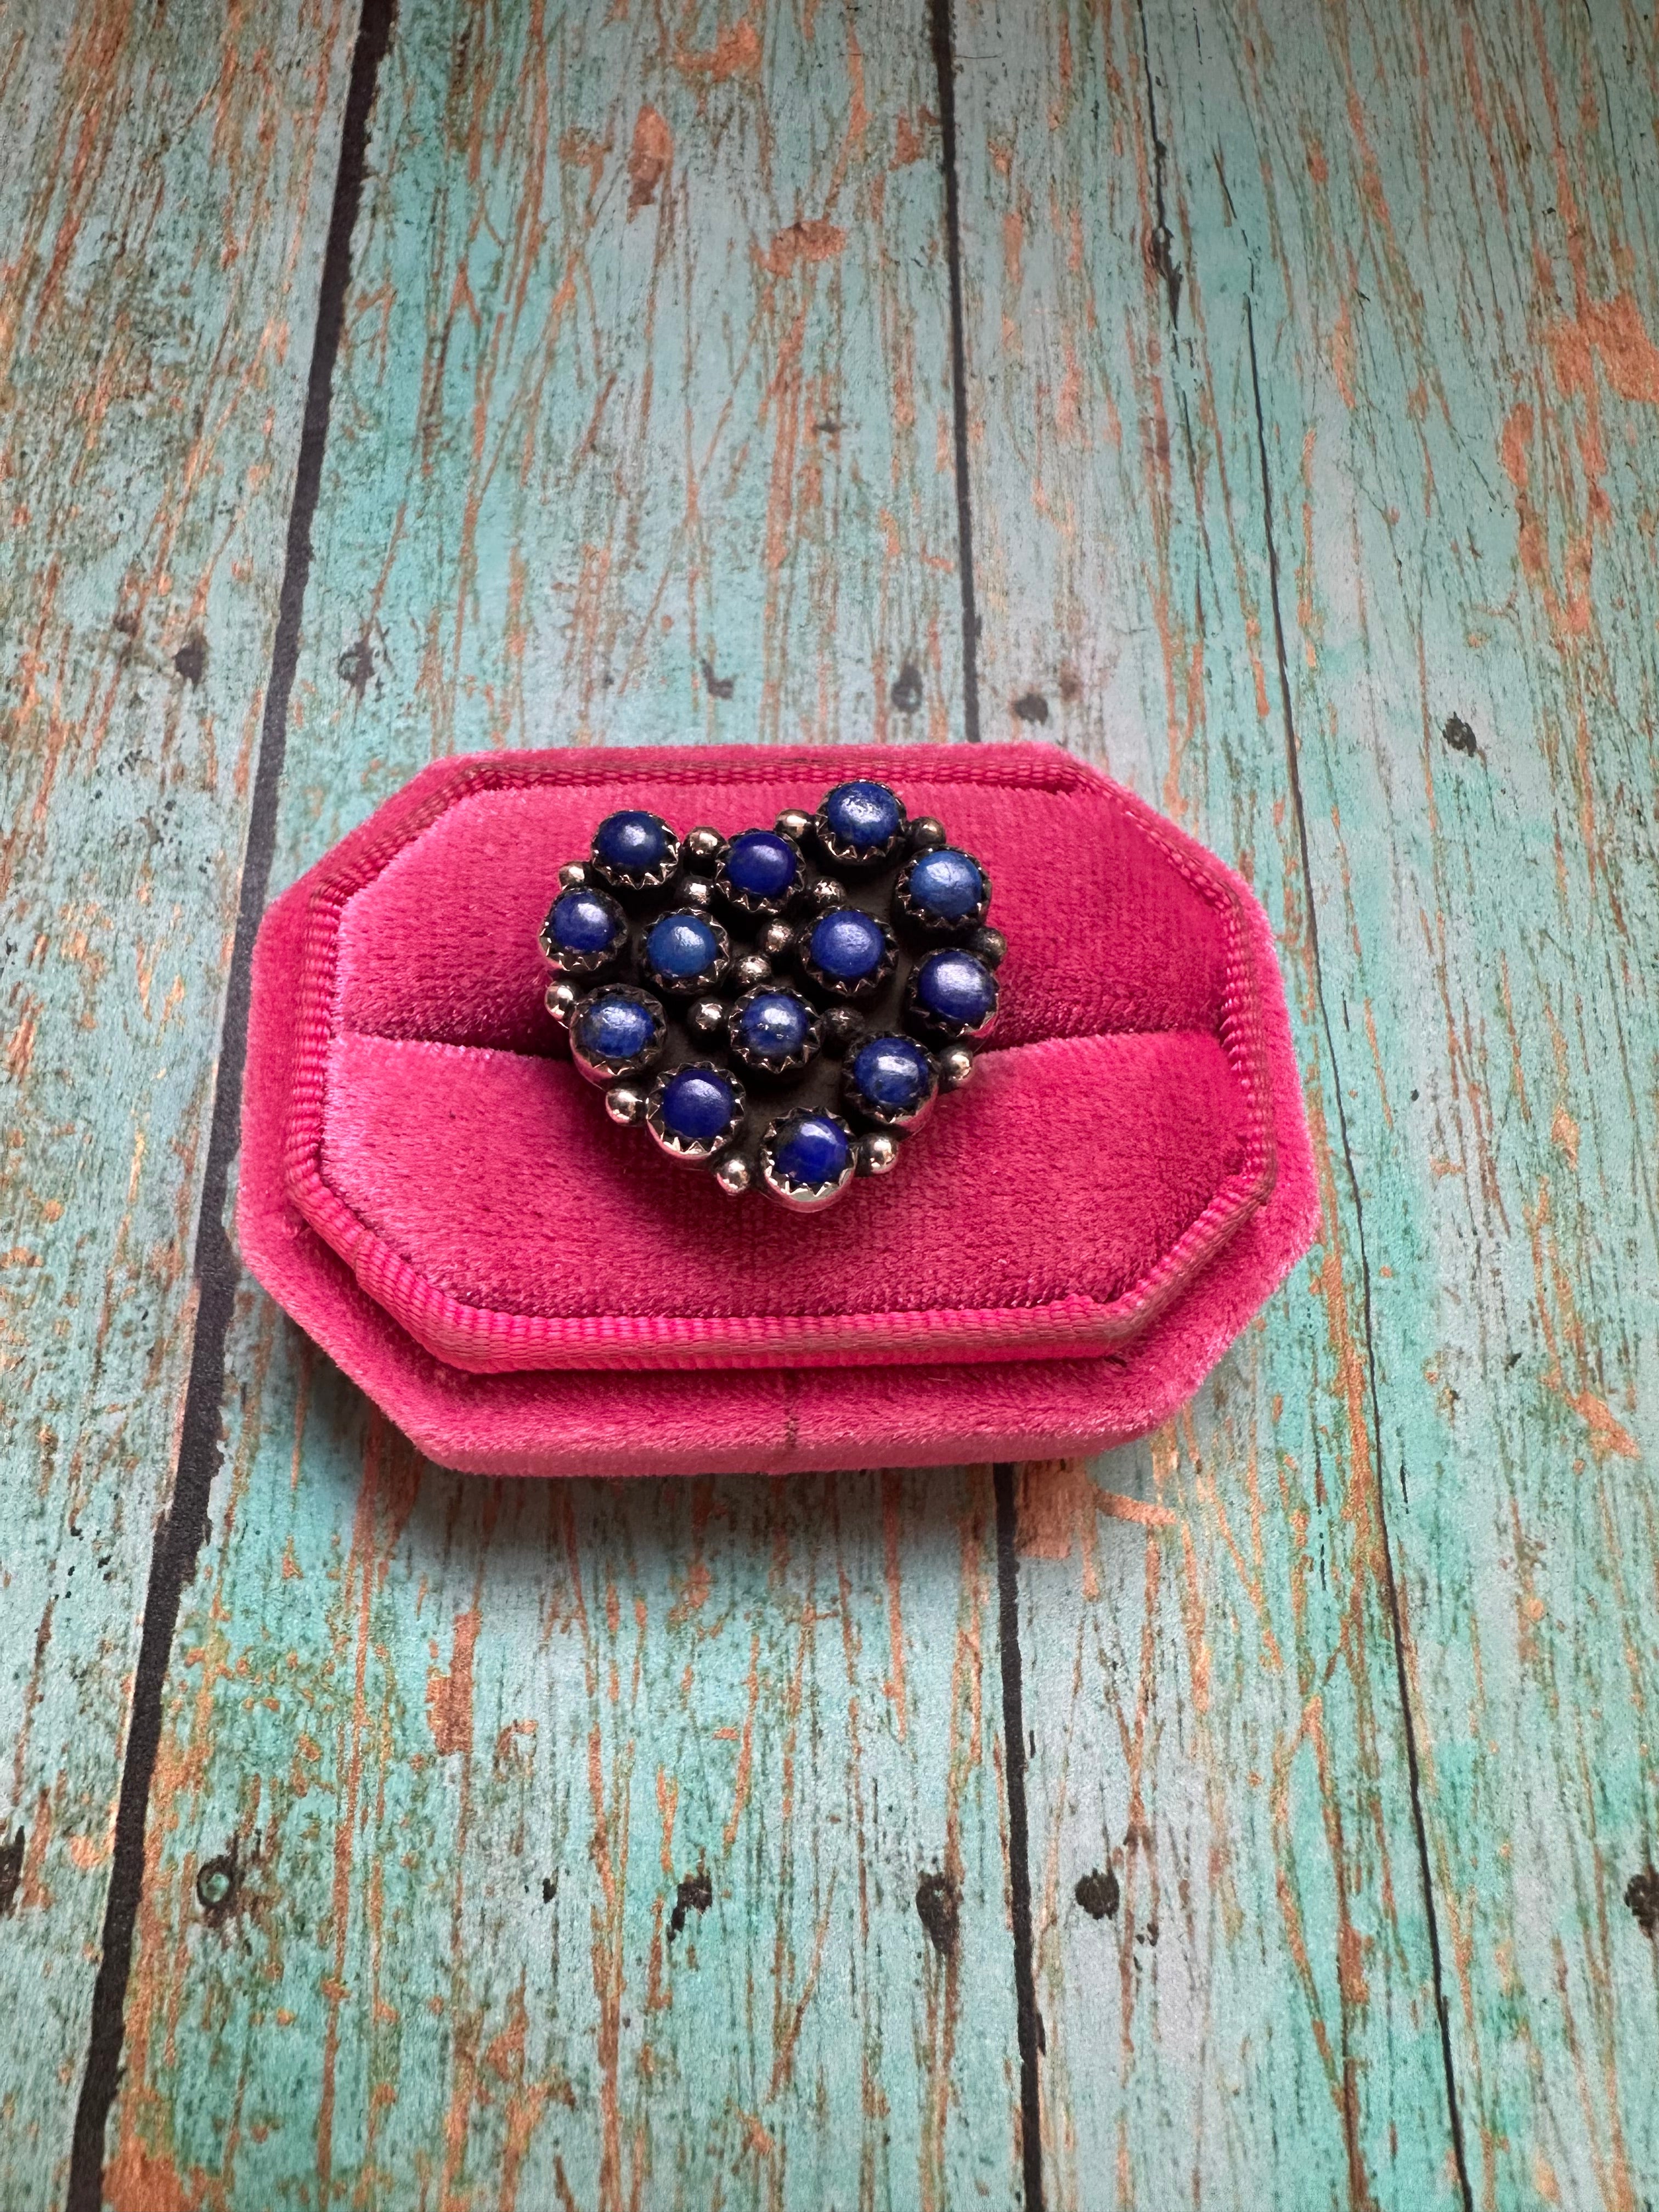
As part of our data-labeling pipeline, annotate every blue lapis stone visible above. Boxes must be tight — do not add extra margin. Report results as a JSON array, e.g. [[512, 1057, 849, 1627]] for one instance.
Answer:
[[809, 908, 886, 981], [726, 830, 798, 901], [906, 848, 984, 922], [549, 886, 624, 956], [737, 991, 812, 1060], [645, 911, 721, 980], [822, 779, 902, 850], [772, 1114, 851, 1187], [850, 1034, 932, 1113], [659, 1067, 738, 1144], [594, 809, 671, 873], [916, 949, 997, 1027], [576, 994, 658, 1063]]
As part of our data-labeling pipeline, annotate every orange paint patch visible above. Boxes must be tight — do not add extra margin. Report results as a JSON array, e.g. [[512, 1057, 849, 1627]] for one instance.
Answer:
[[1095, 1488, 1177, 1532], [425, 1606, 480, 1756], [675, 18, 761, 83], [891, 111, 933, 167], [656, 1766, 678, 1877], [1560, 1389, 1639, 1463], [103, 2134, 203, 2212], [1002, 207, 1023, 291], [1548, 290, 1659, 405], [758, 217, 847, 279], [625, 105, 670, 216], [1014, 1457, 1091, 1556]]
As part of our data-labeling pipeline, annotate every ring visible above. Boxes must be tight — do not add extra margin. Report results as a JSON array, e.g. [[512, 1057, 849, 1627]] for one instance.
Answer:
[[540, 778, 1005, 1211]]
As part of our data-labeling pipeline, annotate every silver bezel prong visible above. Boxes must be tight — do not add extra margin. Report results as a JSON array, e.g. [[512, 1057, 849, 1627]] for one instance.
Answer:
[[904, 949, 1000, 1042], [797, 907, 898, 1003], [759, 1111, 859, 1211], [893, 847, 992, 940], [810, 780, 910, 871], [841, 1031, 938, 1131], [568, 985, 669, 1086], [726, 984, 822, 1080], [644, 1060, 748, 1166]]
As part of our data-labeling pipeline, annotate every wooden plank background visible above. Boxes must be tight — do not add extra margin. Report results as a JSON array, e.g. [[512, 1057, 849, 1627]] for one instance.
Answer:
[[81, 5, 1023, 2210], [954, 1, 1659, 2204], [0, 4, 357, 2198], [1, 0, 1655, 2207]]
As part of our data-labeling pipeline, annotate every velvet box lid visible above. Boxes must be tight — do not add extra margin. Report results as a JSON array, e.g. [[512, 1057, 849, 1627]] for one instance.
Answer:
[[240, 742, 1318, 1477]]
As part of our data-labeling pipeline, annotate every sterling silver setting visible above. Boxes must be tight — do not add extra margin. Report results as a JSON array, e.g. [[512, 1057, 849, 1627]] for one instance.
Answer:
[[903, 950, 1001, 1044], [811, 781, 910, 871], [713, 826, 809, 921], [794, 908, 898, 1004], [839, 1031, 939, 1133], [539, 883, 630, 978], [637, 907, 732, 997], [585, 809, 682, 898], [893, 849, 992, 940], [644, 1060, 748, 1165], [563, 984, 668, 1084], [539, 777, 1003, 1210], [759, 1112, 860, 1211], [725, 984, 823, 1081]]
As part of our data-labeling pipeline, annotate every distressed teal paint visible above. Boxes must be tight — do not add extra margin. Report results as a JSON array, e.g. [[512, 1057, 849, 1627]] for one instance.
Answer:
[[278, 0, 963, 865], [957, 0, 1659, 2204], [0, 3, 356, 2198], [98, 3, 1020, 2207], [7, 0, 1656, 2204]]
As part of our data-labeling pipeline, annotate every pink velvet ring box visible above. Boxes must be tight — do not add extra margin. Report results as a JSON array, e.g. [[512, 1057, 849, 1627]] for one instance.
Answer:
[[239, 741, 1319, 1478]]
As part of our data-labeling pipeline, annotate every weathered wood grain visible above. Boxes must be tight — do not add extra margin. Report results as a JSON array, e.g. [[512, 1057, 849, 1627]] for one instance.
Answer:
[[956, 0, 1659, 2203], [100, 3, 1019, 2205], [0, 4, 356, 2196]]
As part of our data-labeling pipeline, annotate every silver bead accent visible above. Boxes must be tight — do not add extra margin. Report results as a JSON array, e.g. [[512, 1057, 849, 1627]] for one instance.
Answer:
[[686, 996, 729, 1041], [776, 808, 812, 839], [685, 826, 725, 867], [733, 952, 772, 989], [759, 918, 795, 960], [909, 817, 947, 850], [715, 1154, 752, 1195], [545, 980, 578, 1023], [810, 875, 844, 909], [558, 860, 589, 886], [937, 1046, 974, 1091], [860, 1131, 900, 1176], [680, 875, 714, 909], [605, 1083, 646, 1125], [969, 924, 1007, 969]]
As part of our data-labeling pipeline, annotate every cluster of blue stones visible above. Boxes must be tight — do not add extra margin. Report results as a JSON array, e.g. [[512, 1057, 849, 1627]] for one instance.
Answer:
[[540, 780, 1004, 1210]]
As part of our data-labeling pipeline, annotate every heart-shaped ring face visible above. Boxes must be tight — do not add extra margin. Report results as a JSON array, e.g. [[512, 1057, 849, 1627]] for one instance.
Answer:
[[541, 781, 1003, 1211]]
